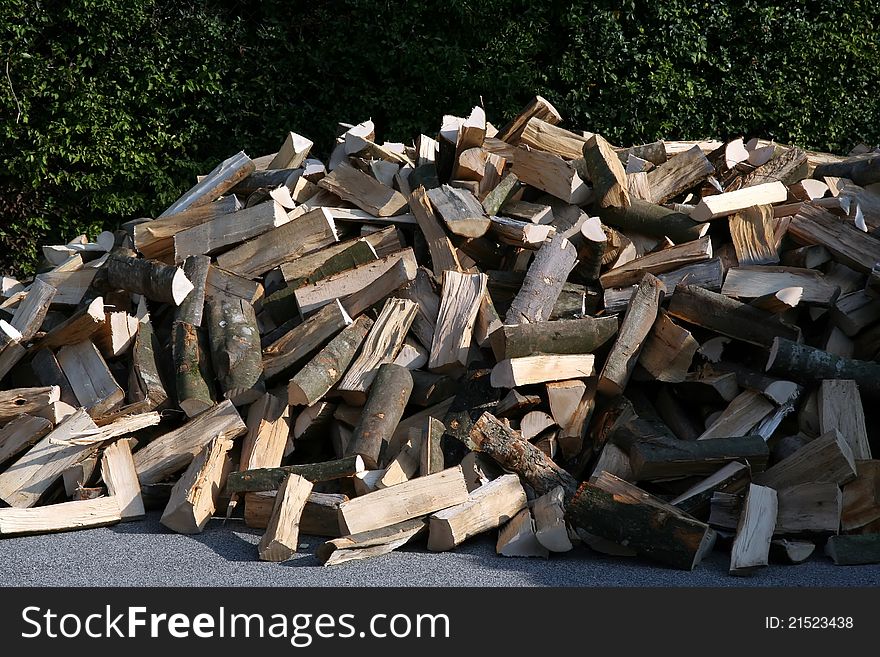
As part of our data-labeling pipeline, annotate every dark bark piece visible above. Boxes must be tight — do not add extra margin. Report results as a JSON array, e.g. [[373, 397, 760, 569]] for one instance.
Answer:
[[646, 144, 714, 204], [670, 461, 751, 516], [766, 337, 880, 399], [206, 295, 264, 405], [481, 172, 520, 216], [467, 412, 578, 499], [667, 284, 801, 348], [172, 321, 214, 417], [226, 456, 367, 494], [787, 203, 880, 273], [565, 471, 716, 571], [30, 349, 77, 407], [600, 236, 713, 289], [825, 534, 880, 565], [733, 146, 808, 189], [813, 152, 880, 187], [129, 311, 168, 409], [345, 364, 413, 469], [622, 434, 768, 480], [596, 198, 708, 243], [287, 315, 373, 407], [495, 316, 618, 360], [106, 254, 193, 305], [598, 273, 665, 396], [177, 255, 210, 327], [504, 233, 578, 324]]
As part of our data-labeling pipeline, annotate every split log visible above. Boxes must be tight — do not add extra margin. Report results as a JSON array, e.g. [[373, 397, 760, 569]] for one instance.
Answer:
[[583, 133, 630, 207], [497, 95, 562, 144], [57, 340, 124, 417], [646, 144, 714, 204], [317, 160, 407, 217], [547, 380, 595, 460], [842, 461, 880, 531], [596, 199, 707, 243], [134, 195, 241, 260], [496, 508, 548, 558], [128, 308, 167, 409], [754, 429, 857, 489], [667, 285, 801, 348], [512, 146, 590, 205], [598, 273, 665, 396], [532, 485, 573, 552], [174, 200, 289, 262], [691, 181, 788, 222], [287, 315, 373, 406], [729, 205, 780, 266], [710, 482, 841, 535], [258, 473, 313, 561], [504, 233, 578, 324], [603, 259, 724, 314], [215, 207, 338, 279], [101, 438, 144, 521], [427, 474, 526, 551], [699, 390, 775, 440], [158, 151, 253, 218], [638, 310, 698, 382], [600, 236, 712, 288], [670, 461, 751, 515], [227, 455, 366, 493], [33, 269, 96, 306], [267, 131, 313, 169], [30, 296, 104, 352], [500, 200, 554, 225], [481, 172, 520, 216], [722, 266, 840, 307], [428, 271, 486, 372], [409, 186, 460, 276], [263, 300, 352, 381], [0, 386, 60, 422], [0, 497, 121, 537], [240, 392, 289, 472], [818, 379, 871, 460], [336, 298, 417, 404], [426, 185, 490, 238], [294, 248, 417, 316], [133, 399, 246, 486], [491, 354, 595, 388], [279, 229, 390, 285], [11, 278, 57, 341], [206, 294, 263, 405], [317, 518, 427, 566], [106, 254, 193, 305], [338, 466, 469, 535], [0, 409, 96, 507], [766, 337, 880, 399], [565, 471, 716, 570], [245, 491, 347, 536], [160, 436, 233, 534], [519, 118, 587, 159], [420, 417, 445, 476], [0, 414, 53, 467], [206, 265, 264, 306], [832, 290, 880, 336], [345, 364, 413, 469], [467, 412, 578, 498], [729, 484, 777, 575], [787, 203, 880, 273]]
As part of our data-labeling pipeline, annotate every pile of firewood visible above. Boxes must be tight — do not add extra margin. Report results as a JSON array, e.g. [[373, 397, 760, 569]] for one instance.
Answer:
[[2, 95, 880, 574]]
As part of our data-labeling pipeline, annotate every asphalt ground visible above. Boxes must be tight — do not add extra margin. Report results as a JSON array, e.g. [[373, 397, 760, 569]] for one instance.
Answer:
[[2, 511, 879, 587]]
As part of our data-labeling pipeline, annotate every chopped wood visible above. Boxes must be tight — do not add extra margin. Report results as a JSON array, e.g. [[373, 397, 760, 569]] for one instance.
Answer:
[[647, 144, 714, 204], [318, 160, 408, 217], [0, 497, 121, 537], [497, 95, 562, 144], [519, 118, 587, 159], [317, 518, 427, 566], [512, 146, 589, 205], [174, 200, 289, 262], [766, 337, 880, 399], [691, 181, 788, 222], [428, 271, 486, 372], [729, 484, 777, 576], [491, 354, 595, 388], [427, 473, 526, 551], [496, 508, 549, 558], [159, 151, 253, 218], [268, 131, 313, 169], [57, 340, 124, 417], [11, 278, 56, 341], [101, 438, 144, 521], [754, 429, 856, 489], [532, 485, 573, 552], [338, 466, 469, 535], [842, 461, 880, 531], [565, 472, 716, 570], [598, 273, 665, 396], [504, 233, 578, 324], [699, 390, 776, 440], [258, 472, 313, 561], [106, 254, 193, 305], [227, 456, 367, 494], [818, 379, 871, 460], [638, 310, 698, 382], [825, 534, 880, 565], [600, 236, 712, 289], [787, 203, 880, 273], [0, 414, 53, 467], [583, 133, 630, 208], [160, 436, 233, 534]]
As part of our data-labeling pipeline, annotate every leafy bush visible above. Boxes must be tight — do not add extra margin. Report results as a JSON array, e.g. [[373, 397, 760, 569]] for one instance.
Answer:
[[1, 0, 878, 276]]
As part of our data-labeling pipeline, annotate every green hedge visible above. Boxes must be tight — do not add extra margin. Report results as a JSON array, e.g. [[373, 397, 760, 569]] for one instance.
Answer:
[[2, 0, 878, 275]]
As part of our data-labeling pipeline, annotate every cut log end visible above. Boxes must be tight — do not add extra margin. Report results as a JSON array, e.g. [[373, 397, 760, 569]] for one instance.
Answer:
[[172, 269, 195, 306]]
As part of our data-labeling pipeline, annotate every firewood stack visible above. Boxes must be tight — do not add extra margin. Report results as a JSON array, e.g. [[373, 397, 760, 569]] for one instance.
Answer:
[[2, 97, 880, 574]]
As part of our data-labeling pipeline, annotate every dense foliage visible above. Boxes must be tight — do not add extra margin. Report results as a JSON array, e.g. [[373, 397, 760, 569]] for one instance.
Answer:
[[1, 0, 878, 275]]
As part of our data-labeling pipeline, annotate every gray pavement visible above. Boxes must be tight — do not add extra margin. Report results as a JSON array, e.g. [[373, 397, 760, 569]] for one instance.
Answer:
[[2, 511, 879, 586]]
